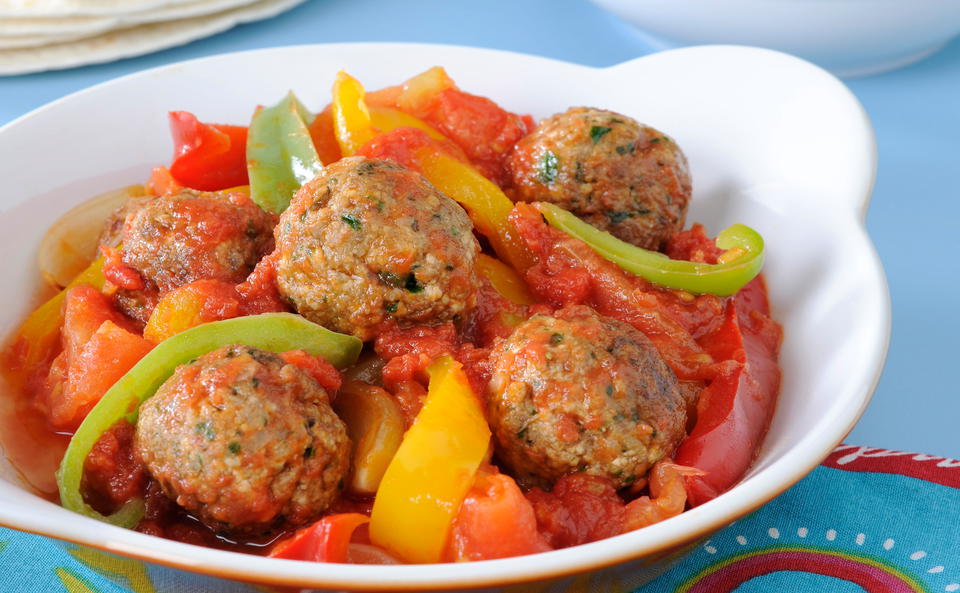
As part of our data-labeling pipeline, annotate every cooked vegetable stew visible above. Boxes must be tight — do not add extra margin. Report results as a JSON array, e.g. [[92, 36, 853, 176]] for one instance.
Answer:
[[1, 67, 781, 564]]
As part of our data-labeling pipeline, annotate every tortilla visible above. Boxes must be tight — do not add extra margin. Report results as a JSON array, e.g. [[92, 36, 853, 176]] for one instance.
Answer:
[[0, 0, 199, 18], [0, 0, 260, 36], [0, 0, 305, 75], [0, 30, 86, 49]]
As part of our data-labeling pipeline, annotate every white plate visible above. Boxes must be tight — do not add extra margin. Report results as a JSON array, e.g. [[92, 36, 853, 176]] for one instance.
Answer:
[[589, 0, 960, 77], [0, 43, 887, 592]]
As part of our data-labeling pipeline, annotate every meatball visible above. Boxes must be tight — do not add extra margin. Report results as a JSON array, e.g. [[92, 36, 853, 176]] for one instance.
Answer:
[[99, 195, 150, 249], [134, 345, 350, 535], [120, 188, 274, 290], [275, 157, 480, 340], [487, 306, 686, 489], [506, 107, 691, 250]]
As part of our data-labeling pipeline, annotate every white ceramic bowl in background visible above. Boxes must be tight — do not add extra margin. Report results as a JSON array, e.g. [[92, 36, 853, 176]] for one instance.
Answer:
[[0, 43, 887, 591], [591, 0, 960, 77]]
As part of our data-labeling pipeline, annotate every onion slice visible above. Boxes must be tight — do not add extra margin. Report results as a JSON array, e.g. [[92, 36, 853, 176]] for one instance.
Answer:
[[347, 543, 401, 565], [38, 185, 146, 288]]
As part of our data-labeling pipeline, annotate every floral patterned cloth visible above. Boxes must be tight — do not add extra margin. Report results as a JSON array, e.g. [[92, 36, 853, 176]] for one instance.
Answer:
[[1, 444, 958, 593], [636, 445, 960, 593]]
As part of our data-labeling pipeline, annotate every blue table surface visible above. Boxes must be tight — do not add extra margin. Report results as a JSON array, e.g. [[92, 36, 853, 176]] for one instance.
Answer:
[[1, 0, 958, 458]]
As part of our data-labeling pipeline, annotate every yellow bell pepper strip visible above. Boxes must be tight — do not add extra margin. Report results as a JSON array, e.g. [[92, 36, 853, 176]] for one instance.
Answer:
[[332, 71, 377, 156], [537, 202, 765, 297], [475, 253, 534, 305], [143, 279, 241, 343], [4, 257, 105, 386], [223, 184, 250, 195], [414, 147, 533, 271], [57, 313, 362, 528], [333, 380, 405, 496], [246, 92, 324, 214], [330, 75, 449, 153], [369, 355, 490, 563], [368, 106, 446, 140]]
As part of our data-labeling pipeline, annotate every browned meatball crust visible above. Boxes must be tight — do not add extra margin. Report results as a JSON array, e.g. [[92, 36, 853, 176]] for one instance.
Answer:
[[274, 157, 480, 341], [120, 188, 274, 292], [99, 194, 150, 249], [134, 345, 350, 536], [506, 107, 691, 250], [487, 305, 686, 489]]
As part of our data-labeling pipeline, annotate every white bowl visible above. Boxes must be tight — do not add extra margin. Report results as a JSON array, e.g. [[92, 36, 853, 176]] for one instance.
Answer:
[[591, 0, 960, 77], [0, 43, 887, 591]]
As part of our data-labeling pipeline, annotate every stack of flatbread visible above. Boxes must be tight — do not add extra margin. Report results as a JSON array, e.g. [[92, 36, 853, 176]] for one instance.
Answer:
[[0, 0, 307, 76]]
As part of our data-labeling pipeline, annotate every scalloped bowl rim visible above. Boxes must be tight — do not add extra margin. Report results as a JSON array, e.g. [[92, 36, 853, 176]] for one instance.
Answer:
[[0, 42, 887, 590]]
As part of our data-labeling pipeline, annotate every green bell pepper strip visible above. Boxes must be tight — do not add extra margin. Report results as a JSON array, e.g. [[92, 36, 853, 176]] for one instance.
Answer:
[[246, 92, 324, 213], [56, 313, 362, 528], [537, 202, 765, 297]]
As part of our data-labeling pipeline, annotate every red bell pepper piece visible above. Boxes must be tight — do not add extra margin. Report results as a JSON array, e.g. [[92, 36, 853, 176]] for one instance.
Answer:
[[168, 111, 248, 191], [674, 276, 782, 505], [268, 513, 369, 563]]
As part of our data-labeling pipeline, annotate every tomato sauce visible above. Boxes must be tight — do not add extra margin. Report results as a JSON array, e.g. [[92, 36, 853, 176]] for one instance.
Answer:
[[235, 252, 288, 315], [526, 473, 625, 548], [137, 479, 289, 553], [82, 421, 146, 513], [374, 320, 493, 413], [423, 89, 533, 187], [357, 127, 468, 172], [101, 246, 144, 291]]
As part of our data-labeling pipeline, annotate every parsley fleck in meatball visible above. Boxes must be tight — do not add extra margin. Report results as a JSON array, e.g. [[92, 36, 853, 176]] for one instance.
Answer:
[[506, 107, 691, 250], [134, 345, 349, 536], [275, 157, 480, 341], [487, 306, 686, 489]]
